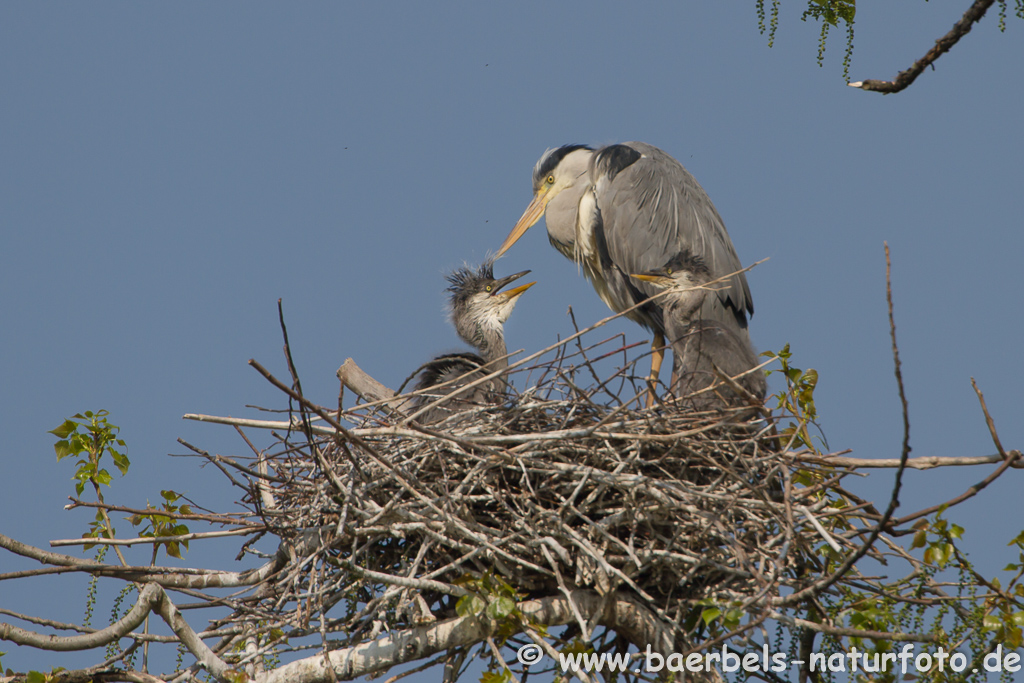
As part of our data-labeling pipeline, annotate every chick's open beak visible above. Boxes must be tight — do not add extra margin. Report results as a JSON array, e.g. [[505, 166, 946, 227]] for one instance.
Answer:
[[490, 269, 532, 296], [498, 281, 536, 300]]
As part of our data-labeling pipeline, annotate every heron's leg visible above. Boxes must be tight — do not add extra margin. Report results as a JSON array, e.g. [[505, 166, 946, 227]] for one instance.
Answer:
[[645, 332, 665, 408]]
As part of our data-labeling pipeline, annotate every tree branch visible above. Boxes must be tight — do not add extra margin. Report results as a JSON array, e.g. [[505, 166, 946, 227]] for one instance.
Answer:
[[261, 591, 668, 683], [50, 527, 257, 548], [794, 451, 1024, 470], [849, 0, 996, 93], [0, 531, 284, 589], [0, 584, 160, 652]]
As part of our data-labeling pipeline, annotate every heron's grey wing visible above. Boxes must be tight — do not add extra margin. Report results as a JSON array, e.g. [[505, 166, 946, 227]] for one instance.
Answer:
[[697, 322, 766, 400], [593, 142, 753, 334], [413, 353, 494, 423], [671, 321, 765, 406]]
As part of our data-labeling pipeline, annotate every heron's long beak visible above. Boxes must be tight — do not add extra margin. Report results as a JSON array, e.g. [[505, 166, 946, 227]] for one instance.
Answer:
[[496, 193, 547, 258]]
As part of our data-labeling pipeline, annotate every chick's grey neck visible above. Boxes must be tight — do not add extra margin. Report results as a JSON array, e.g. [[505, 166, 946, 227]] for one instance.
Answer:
[[453, 306, 508, 372], [665, 287, 705, 322]]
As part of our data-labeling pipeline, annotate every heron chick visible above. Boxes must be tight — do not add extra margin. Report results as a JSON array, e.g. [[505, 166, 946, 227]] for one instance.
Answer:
[[632, 252, 766, 411], [496, 142, 753, 405], [411, 262, 535, 424]]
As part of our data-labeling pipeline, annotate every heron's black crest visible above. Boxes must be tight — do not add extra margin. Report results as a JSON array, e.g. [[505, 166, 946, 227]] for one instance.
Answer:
[[661, 250, 711, 279], [446, 261, 493, 291], [592, 144, 642, 183], [532, 144, 592, 189], [445, 261, 494, 306]]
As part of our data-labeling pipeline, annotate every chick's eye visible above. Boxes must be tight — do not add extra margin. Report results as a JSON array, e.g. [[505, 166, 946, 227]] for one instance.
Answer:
[[665, 267, 673, 275], [546, 175, 555, 185], [485, 285, 493, 292]]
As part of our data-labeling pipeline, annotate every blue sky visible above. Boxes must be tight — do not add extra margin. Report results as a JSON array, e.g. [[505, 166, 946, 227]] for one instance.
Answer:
[[1, 3, 1021, 677]]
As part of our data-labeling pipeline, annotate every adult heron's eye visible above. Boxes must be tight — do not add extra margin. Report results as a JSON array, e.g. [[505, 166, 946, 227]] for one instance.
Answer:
[[546, 175, 555, 185]]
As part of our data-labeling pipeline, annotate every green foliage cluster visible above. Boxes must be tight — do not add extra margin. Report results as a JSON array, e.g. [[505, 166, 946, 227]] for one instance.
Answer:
[[21, 413, 196, 680], [762, 343, 821, 451], [801, 0, 856, 80], [454, 572, 528, 683], [757, 0, 1024, 85], [455, 571, 522, 626], [696, 598, 746, 635], [50, 410, 130, 498], [811, 510, 1024, 683], [128, 490, 193, 560], [756, 0, 856, 79], [760, 357, 1024, 682], [997, 0, 1024, 31]]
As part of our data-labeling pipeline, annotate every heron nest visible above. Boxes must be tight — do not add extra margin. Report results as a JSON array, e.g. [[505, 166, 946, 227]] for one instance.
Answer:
[[234, 325, 861, 676]]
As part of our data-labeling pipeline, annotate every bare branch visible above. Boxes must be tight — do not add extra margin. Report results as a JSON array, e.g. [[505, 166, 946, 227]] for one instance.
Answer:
[[794, 451, 1024, 470], [0, 530, 283, 589], [261, 592, 667, 683], [849, 0, 996, 93], [50, 527, 258, 548], [770, 611, 939, 643]]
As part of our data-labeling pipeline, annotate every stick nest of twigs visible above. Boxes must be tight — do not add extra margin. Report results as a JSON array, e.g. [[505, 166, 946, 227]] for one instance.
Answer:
[[242, 328, 847, 659]]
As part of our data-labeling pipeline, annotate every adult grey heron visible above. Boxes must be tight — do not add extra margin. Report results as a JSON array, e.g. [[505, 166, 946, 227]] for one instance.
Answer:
[[411, 262, 535, 423], [495, 142, 753, 402], [631, 251, 765, 410]]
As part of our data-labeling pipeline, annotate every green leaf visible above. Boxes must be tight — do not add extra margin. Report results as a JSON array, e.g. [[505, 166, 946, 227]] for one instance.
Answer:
[[456, 594, 486, 618], [223, 668, 248, 683], [94, 469, 113, 487], [69, 434, 87, 455], [983, 614, 1002, 631], [480, 671, 509, 683], [53, 440, 73, 461], [26, 671, 46, 683], [487, 596, 516, 620], [49, 420, 78, 439], [701, 607, 722, 626], [1006, 625, 1023, 649], [112, 451, 131, 476]]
